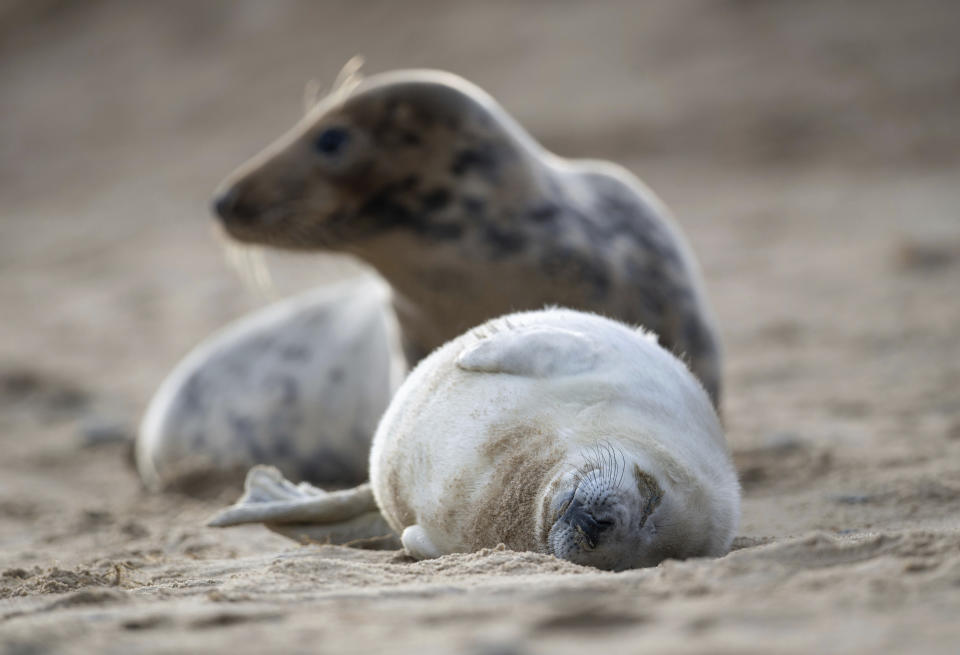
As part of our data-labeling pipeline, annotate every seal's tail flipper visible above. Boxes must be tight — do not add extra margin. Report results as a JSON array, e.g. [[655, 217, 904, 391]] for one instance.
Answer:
[[206, 466, 399, 549]]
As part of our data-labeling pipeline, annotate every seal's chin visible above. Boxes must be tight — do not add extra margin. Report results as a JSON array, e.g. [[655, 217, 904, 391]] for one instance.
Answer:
[[547, 516, 619, 570], [215, 208, 344, 252]]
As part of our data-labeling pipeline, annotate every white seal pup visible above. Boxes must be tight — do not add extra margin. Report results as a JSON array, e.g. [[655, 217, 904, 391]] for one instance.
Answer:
[[209, 308, 739, 570], [137, 275, 406, 493], [212, 68, 724, 405]]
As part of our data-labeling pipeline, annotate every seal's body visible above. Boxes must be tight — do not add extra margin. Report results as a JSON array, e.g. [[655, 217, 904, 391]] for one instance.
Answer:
[[214, 69, 723, 404], [371, 309, 738, 569], [137, 276, 405, 492], [210, 308, 739, 570]]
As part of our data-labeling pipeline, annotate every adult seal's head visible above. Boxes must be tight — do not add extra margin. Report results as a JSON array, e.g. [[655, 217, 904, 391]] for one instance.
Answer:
[[212, 69, 538, 251], [212, 68, 724, 406], [369, 308, 740, 570]]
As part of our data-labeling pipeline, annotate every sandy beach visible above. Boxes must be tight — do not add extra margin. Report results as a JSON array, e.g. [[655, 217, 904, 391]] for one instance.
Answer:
[[2, 1, 960, 652]]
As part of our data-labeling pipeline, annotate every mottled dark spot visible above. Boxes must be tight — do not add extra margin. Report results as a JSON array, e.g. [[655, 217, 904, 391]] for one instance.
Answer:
[[638, 290, 667, 320], [358, 182, 464, 242], [270, 438, 295, 460], [461, 195, 486, 216], [528, 204, 559, 222], [371, 96, 439, 148], [576, 173, 681, 267], [450, 144, 498, 180], [280, 344, 310, 362], [371, 99, 410, 148], [425, 222, 463, 240], [420, 188, 451, 213], [607, 196, 681, 267], [484, 225, 527, 257], [398, 175, 420, 192], [360, 190, 411, 226], [327, 209, 350, 226], [268, 375, 298, 407], [623, 258, 671, 320], [228, 413, 266, 461]]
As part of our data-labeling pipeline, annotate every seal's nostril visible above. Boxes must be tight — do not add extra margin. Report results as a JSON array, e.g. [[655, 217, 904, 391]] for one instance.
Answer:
[[560, 499, 610, 549]]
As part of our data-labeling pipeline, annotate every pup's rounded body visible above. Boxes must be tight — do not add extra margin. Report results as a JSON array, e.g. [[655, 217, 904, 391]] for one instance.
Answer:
[[370, 309, 739, 570], [215, 69, 723, 404]]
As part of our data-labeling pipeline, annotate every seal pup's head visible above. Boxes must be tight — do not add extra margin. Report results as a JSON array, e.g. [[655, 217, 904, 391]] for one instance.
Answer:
[[212, 68, 545, 253], [543, 443, 670, 571]]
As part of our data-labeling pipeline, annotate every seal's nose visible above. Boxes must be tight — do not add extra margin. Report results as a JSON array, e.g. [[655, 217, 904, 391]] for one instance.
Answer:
[[212, 187, 239, 221], [560, 499, 611, 550]]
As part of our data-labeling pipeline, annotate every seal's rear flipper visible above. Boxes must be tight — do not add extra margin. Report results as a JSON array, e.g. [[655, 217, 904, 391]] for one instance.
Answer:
[[207, 466, 400, 549]]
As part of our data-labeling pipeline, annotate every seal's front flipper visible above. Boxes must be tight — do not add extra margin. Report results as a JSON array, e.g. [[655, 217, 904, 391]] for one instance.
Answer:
[[400, 524, 442, 560], [457, 324, 601, 378], [207, 465, 399, 549]]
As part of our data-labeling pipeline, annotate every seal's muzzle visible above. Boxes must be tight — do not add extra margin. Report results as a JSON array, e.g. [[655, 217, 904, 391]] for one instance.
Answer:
[[559, 498, 613, 550]]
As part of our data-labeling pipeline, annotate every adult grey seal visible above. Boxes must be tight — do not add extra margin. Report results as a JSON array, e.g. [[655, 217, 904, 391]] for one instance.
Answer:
[[209, 308, 740, 570], [136, 275, 405, 493], [212, 68, 724, 405]]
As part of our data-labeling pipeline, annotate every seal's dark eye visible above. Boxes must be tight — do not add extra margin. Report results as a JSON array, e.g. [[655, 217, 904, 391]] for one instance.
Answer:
[[314, 127, 350, 156]]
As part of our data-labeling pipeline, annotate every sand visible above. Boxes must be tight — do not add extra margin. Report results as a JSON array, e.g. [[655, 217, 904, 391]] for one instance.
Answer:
[[2, 1, 960, 653]]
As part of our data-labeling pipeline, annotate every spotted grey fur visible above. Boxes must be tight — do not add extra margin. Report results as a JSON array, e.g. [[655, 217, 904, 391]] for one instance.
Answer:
[[136, 276, 406, 493], [214, 69, 722, 404]]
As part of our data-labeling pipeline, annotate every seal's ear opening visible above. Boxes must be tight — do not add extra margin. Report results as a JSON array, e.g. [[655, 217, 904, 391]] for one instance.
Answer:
[[456, 325, 599, 378], [633, 464, 664, 529]]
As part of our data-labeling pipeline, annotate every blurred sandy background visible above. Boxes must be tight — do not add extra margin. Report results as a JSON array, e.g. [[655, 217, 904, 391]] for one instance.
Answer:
[[2, 1, 960, 653]]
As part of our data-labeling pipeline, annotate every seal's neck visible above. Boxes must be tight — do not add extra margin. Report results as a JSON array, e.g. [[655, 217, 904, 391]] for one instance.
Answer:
[[341, 154, 566, 362]]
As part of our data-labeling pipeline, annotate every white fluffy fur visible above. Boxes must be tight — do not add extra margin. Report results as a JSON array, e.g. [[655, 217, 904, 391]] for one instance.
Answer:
[[371, 308, 739, 569]]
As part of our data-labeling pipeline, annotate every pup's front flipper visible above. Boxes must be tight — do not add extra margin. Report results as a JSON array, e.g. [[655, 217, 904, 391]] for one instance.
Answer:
[[207, 465, 400, 549], [400, 525, 442, 560]]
